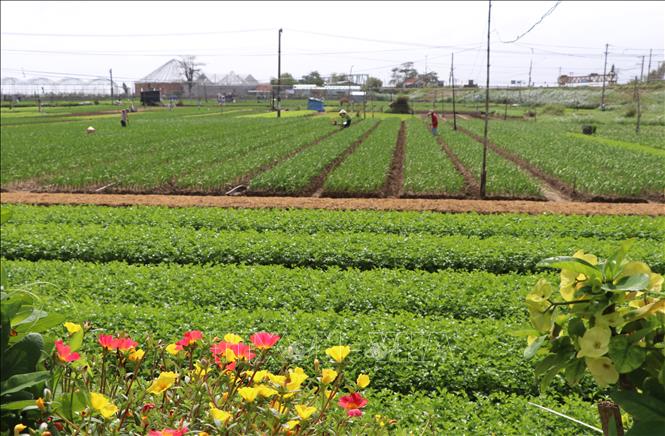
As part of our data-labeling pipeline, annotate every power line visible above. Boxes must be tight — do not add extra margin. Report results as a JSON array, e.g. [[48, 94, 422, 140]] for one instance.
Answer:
[[499, 1, 563, 44], [0, 29, 275, 38]]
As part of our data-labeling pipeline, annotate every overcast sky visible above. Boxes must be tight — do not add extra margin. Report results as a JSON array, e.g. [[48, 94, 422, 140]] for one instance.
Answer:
[[1, 1, 663, 86]]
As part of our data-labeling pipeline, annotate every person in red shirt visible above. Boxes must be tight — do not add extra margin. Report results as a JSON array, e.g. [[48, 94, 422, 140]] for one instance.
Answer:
[[429, 111, 439, 136]]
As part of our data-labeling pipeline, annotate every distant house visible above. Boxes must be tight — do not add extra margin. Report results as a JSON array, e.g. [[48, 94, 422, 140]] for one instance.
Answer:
[[134, 59, 185, 98]]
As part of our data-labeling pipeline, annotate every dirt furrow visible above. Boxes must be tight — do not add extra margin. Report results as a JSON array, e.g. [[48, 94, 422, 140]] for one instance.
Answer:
[[436, 135, 480, 198]]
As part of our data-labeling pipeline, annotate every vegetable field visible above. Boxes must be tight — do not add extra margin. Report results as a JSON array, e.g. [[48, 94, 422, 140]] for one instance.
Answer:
[[2, 104, 662, 202], [3, 203, 664, 432]]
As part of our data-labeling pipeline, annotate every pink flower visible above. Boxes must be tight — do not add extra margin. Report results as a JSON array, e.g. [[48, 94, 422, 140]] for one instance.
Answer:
[[339, 392, 368, 410], [116, 337, 138, 352], [176, 330, 203, 349], [141, 403, 156, 414], [98, 334, 118, 350], [55, 339, 80, 362], [347, 408, 363, 417], [210, 342, 255, 361], [148, 428, 188, 436], [250, 332, 281, 350]]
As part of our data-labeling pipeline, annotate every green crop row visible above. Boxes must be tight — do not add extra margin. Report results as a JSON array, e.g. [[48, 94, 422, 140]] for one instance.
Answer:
[[36, 299, 594, 397], [442, 122, 543, 198], [323, 118, 402, 195], [8, 204, 663, 241], [3, 259, 544, 320], [249, 120, 375, 194], [569, 122, 665, 151], [2, 223, 662, 273], [460, 119, 665, 199], [403, 118, 465, 195]]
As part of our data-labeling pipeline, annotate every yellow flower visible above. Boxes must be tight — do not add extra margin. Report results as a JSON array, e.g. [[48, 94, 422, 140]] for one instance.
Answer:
[[577, 326, 611, 358], [165, 343, 180, 355], [223, 348, 237, 363], [321, 368, 337, 384], [35, 397, 46, 411], [256, 384, 278, 398], [199, 433, 210, 436], [285, 420, 300, 430], [585, 357, 619, 388], [271, 400, 288, 415], [268, 374, 287, 387], [224, 333, 243, 344], [244, 369, 268, 382], [323, 389, 335, 400], [238, 387, 259, 403], [209, 403, 232, 425], [356, 373, 370, 389], [128, 349, 145, 362], [295, 404, 317, 420], [325, 346, 351, 363], [191, 362, 210, 379], [287, 368, 308, 391], [574, 250, 598, 266], [63, 322, 82, 334], [14, 424, 27, 435], [90, 392, 118, 419], [526, 299, 552, 333], [146, 372, 178, 395], [526, 278, 553, 303]]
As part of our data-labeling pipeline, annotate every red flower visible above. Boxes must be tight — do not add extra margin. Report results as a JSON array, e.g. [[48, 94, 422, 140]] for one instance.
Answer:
[[176, 330, 203, 349], [98, 334, 118, 350], [347, 408, 363, 417], [338, 392, 368, 410], [116, 337, 138, 352], [250, 332, 281, 350], [141, 403, 156, 414], [55, 339, 80, 362]]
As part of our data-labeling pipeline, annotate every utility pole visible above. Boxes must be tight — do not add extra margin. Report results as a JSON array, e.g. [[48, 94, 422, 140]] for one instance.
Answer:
[[528, 49, 533, 88], [480, 0, 491, 200], [109, 69, 114, 99], [451, 53, 457, 130], [277, 28, 282, 118], [640, 56, 645, 82], [634, 76, 641, 134], [646, 49, 653, 82], [600, 43, 609, 111]]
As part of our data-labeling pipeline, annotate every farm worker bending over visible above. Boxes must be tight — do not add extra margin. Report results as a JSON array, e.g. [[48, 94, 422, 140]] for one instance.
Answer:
[[428, 111, 439, 136], [120, 109, 128, 127], [339, 109, 352, 128]]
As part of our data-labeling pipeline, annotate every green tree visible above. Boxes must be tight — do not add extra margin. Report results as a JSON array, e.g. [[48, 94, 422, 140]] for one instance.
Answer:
[[270, 73, 297, 88], [300, 71, 324, 86], [390, 62, 418, 88], [366, 77, 383, 91]]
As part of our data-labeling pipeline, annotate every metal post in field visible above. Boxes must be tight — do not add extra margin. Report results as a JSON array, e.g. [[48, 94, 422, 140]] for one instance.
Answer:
[[277, 28, 282, 118], [600, 43, 608, 110], [480, 0, 491, 199]]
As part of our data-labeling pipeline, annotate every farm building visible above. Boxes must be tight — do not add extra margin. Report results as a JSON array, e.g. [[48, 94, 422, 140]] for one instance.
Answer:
[[134, 59, 185, 98]]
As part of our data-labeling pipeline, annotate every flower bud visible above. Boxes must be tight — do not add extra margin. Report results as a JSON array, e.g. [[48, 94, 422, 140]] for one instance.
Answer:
[[43, 388, 52, 401], [313, 358, 320, 372], [39, 422, 48, 431]]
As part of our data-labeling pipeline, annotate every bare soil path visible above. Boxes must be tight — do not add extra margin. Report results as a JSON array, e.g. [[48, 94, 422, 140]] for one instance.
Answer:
[[2, 192, 663, 216], [384, 121, 406, 198]]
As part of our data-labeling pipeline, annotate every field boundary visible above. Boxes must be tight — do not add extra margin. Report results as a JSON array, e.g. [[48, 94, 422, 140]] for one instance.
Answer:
[[567, 132, 665, 158], [3, 192, 663, 216]]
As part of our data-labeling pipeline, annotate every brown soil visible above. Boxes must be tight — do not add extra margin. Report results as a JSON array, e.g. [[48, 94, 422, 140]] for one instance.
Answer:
[[2, 192, 663, 216], [309, 121, 381, 197], [437, 136, 479, 197], [384, 121, 406, 198]]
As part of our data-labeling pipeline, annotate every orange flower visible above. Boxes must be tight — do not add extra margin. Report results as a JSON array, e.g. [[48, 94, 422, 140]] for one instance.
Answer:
[[55, 340, 80, 363]]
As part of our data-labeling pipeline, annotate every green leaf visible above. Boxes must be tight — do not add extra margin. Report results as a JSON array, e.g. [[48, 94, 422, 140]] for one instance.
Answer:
[[69, 329, 84, 352], [564, 358, 586, 387], [53, 390, 87, 422], [610, 389, 665, 423], [0, 371, 49, 396], [608, 336, 646, 373], [568, 317, 586, 339], [603, 239, 636, 280], [537, 256, 601, 279], [0, 399, 36, 411], [0, 207, 12, 226], [626, 419, 665, 436], [524, 335, 547, 360], [601, 274, 650, 292], [14, 312, 66, 336], [1, 333, 44, 380]]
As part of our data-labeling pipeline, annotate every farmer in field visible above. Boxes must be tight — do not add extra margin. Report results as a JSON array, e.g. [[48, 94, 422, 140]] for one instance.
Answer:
[[338, 109, 352, 128], [120, 109, 128, 127], [428, 110, 439, 136]]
